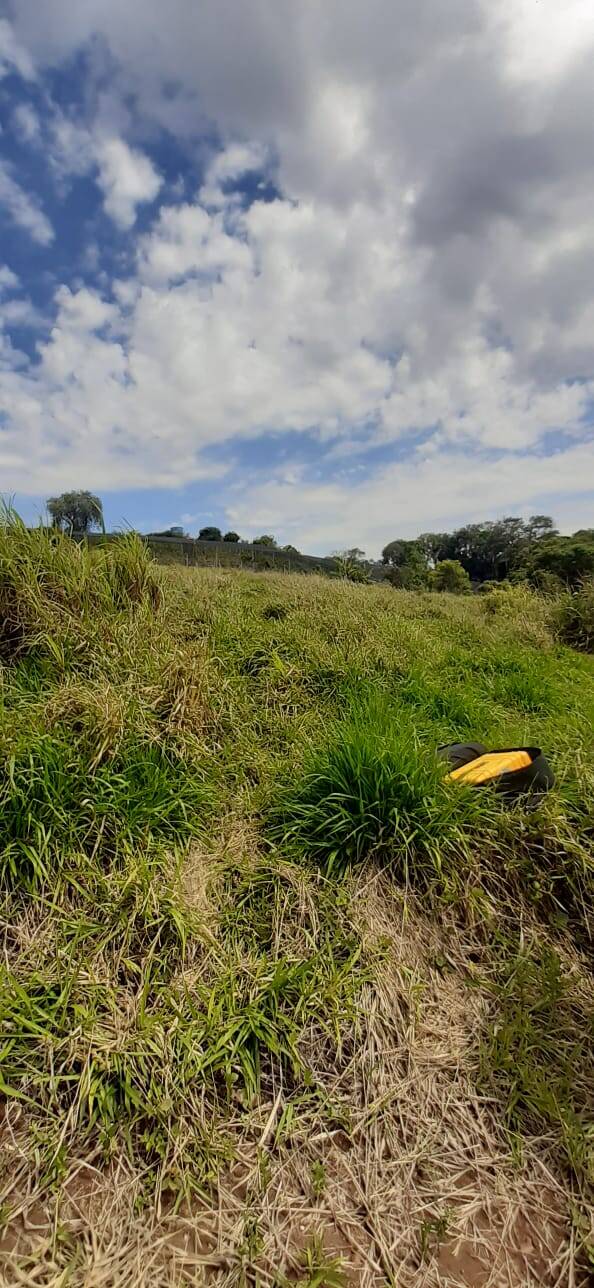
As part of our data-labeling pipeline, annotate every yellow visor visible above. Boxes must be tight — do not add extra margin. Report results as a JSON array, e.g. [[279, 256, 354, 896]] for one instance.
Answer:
[[446, 749, 532, 785]]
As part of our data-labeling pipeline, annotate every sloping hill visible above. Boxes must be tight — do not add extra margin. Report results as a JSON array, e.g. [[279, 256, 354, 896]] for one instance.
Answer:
[[0, 521, 592, 1285]]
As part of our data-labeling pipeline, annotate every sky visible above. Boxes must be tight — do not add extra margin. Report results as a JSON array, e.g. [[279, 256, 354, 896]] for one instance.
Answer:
[[0, 1, 593, 556]]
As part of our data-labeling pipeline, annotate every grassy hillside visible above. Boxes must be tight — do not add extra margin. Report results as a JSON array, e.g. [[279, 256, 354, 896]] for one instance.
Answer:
[[0, 518, 592, 1286]]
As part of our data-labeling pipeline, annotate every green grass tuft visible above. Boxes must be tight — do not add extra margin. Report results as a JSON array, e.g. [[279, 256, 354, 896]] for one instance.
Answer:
[[270, 692, 490, 878]]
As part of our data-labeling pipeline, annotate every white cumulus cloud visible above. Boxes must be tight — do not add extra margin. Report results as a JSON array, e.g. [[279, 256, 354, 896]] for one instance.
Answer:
[[94, 137, 162, 229], [0, 1, 592, 544]]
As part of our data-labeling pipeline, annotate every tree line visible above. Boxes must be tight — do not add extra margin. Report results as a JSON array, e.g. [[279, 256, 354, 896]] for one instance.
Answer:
[[46, 492, 593, 591], [45, 493, 296, 553], [381, 515, 594, 591]]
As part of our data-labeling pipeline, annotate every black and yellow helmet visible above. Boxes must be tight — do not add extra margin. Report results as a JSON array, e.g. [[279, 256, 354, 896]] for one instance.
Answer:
[[438, 742, 554, 797]]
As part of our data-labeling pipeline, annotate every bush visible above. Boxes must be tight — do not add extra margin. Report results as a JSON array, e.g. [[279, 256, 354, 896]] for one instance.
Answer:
[[385, 564, 428, 589], [530, 569, 565, 598], [199, 526, 222, 541], [335, 555, 370, 583], [552, 581, 594, 652], [223, 531, 240, 542], [430, 559, 471, 594]]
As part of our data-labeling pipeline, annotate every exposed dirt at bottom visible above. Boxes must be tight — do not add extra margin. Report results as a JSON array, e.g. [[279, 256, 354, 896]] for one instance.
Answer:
[[0, 874, 587, 1287]]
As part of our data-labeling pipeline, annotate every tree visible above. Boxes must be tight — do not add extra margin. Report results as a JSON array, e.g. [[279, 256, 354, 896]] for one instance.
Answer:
[[281, 543, 299, 554], [253, 534, 277, 547], [223, 531, 240, 542], [417, 532, 455, 566], [199, 526, 222, 541], [382, 538, 428, 587], [47, 490, 104, 534], [341, 547, 366, 563], [525, 514, 558, 543], [524, 537, 594, 589], [431, 559, 471, 593]]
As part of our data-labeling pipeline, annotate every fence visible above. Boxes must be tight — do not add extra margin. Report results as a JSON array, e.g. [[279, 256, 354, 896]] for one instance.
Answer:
[[81, 532, 341, 576]]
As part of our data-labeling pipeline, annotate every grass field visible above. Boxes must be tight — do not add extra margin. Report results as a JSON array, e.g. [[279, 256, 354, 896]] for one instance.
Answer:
[[0, 518, 592, 1286]]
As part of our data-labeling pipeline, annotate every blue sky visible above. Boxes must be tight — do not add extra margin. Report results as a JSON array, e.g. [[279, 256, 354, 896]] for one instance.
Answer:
[[1, 2, 593, 555]]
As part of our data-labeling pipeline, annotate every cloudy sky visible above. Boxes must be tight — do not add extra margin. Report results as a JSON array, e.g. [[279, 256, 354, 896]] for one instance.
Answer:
[[0, 1, 593, 554]]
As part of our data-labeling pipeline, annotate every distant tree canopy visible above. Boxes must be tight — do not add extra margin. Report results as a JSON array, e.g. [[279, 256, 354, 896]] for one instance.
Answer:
[[199, 526, 222, 541], [223, 531, 240, 542], [341, 547, 367, 563], [253, 534, 277, 547], [47, 491, 104, 534], [384, 516, 566, 588]]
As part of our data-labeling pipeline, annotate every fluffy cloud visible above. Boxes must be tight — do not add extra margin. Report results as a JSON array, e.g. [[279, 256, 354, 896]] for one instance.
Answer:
[[94, 137, 162, 229], [0, 0, 593, 544], [199, 140, 269, 208], [0, 160, 53, 244], [0, 15, 34, 79]]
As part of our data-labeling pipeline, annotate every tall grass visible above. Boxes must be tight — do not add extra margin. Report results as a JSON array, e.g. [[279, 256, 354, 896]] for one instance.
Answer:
[[553, 580, 594, 652], [479, 942, 594, 1188]]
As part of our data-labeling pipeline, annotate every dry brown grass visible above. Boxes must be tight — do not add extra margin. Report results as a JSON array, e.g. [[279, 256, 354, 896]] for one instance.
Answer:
[[0, 871, 586, 1288]]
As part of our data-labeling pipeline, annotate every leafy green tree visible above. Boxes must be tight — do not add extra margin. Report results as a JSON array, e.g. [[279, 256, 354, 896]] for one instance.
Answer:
[[223, 531, 240, 542], [47, 491, 104, 534], [253, 534, 277, 547], [431, 559, 471, 593], [382, 538, 428, 587], [199, 526, 222, 541], [417, 532, 455, 566], [525, 514, 558, 543], [281, 543, 300, 554], [524, 537, 594, 588]]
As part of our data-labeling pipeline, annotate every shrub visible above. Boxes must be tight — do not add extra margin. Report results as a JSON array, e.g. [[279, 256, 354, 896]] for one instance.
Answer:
[[430, 559, 471, 594], [530, 569, 565, 597], [385, 564, 428, 589], [223, 531, 240, 542], [552, 581, 594, 652], [335, 555, 370, 583]]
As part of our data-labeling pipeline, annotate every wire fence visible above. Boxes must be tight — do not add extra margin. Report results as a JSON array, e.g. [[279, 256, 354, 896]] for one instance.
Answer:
[[81, 533, 342, 576]]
